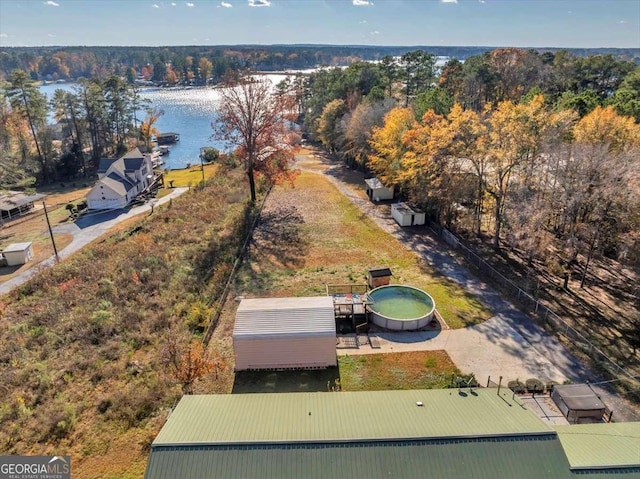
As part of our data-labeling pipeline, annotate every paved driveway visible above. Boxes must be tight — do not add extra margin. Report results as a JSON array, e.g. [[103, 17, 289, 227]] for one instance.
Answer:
[[0, 188, 187, 296]]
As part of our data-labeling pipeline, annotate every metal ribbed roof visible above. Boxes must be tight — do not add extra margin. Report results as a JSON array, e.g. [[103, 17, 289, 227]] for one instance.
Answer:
[[152, 389, 551, 446], [555, 422, 640, 469], [233, 297, 336, 339], [0, 192, 45, 211], [145, 435, 579, 479]]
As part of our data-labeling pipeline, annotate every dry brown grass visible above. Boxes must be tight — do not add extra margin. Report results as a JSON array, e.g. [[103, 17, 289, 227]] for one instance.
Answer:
[[0, 170, 253, 477]]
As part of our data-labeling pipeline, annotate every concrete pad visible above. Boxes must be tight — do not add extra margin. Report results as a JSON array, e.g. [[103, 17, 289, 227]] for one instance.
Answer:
[[337, 315, 567, 386]]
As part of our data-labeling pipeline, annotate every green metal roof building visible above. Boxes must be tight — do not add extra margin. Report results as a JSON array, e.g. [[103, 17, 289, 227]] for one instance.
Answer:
[[144, 390, 640, 479]]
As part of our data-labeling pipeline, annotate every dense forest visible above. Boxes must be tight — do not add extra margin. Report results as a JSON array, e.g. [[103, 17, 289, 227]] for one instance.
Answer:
[[297, 47, 640, 282], [0, 44, 638, 83]]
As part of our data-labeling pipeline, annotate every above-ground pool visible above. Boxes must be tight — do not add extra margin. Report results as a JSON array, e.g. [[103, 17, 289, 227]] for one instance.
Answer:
[[367, 285, 436, 331]]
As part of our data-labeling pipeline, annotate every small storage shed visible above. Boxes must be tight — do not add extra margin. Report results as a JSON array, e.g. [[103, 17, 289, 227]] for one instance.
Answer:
[[368, 267, 392, 289], [551, 384, 607, 424], [233, 296, 337, 371], [1, 242, 34, 266], [391, 202, 425, 227], [365, 178, 394, 202]]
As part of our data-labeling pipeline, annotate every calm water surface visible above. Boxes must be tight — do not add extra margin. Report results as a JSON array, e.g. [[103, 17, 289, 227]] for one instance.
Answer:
[[40, 74, 289, 170], [369, 286, 434, 320]]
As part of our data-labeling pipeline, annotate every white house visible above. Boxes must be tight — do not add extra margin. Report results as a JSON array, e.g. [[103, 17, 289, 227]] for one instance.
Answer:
[[391, 202, 426, 226], [1, 242, 34, 266], [233, 296, 337, 371], [87, 148, 154, 210], [364, 177, 394, 202]]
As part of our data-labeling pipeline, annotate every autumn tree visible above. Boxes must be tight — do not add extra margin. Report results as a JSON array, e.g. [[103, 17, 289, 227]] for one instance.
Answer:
[[339, 98, 394, 167], [0, 95, 35, 188], [316, 99, 347, 153], [212, 75, 299, 202], [4, 69, 49, 182], [368, 107, 415, 187], [484, 95, 571, 249], [399, 109, 458, 221], [140, 107, 164, 151], [198, 58, 213, 85], [162, 335, 221, 394], [447, 104, 488, 236], [554, 107, 640, 288]]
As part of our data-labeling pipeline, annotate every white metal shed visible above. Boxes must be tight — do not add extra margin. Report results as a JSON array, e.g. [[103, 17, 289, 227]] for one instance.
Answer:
[[1, 242, 34, 266], [365, 178, 394, 202], [233, 296, 337, 371], [391, 202, 426, 226]]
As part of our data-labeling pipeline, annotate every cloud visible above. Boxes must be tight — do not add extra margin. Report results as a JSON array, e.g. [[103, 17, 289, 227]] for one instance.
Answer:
[[618, 20, 628, 24], [441, 0, 457, 3], [171, 2, 176, 5], [221, 1, 232, 6], [248, 0, 270, 6], [353, 0, 372, 5], [359, 20, 367, 23], [44, 1, 60, 6], [478, 0, 485, 3], [0, 33, 8, 38], [186, 1, 194, 5], [47, 33, 56, 37], [370, 30, 379, 35], [152, 3, 160, 7]]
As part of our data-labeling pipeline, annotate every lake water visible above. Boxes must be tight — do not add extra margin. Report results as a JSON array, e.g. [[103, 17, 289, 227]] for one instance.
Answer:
[[40, 74, 289, 170]]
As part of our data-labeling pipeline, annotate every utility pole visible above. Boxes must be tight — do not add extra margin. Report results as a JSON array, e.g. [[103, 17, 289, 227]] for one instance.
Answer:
[[43, 201, 59, 262], [199, 148, 205, 184]]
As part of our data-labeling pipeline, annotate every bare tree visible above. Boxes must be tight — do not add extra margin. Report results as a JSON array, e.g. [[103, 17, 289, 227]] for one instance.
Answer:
[[212, 75, 299, 202]]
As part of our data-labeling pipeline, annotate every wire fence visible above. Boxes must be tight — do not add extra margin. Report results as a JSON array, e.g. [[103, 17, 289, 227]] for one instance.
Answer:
[[202, 188, 271, 346], [440, 227, 638, 393]]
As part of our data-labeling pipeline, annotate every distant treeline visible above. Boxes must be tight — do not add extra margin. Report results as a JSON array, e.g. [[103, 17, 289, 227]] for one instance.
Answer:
[[0, 44, 638, 83]]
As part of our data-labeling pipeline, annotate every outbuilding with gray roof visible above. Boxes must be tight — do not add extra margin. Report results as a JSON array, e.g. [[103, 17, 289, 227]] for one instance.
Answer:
[[233, 296, 336, 370]]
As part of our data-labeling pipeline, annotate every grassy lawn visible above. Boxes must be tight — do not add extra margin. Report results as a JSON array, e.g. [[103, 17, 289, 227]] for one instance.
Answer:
[[162, 163, 219, 187], [338, 351, 461, 391], [235, 172, 491, 328]]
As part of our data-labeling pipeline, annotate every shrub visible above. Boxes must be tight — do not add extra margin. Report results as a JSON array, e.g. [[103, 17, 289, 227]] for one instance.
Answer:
[[525, 378, 544, 394], [508, 380, 526, 394]]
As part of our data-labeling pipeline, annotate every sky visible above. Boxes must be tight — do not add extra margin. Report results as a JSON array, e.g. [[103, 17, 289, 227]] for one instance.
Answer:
[[0, 0, 639, 49]]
